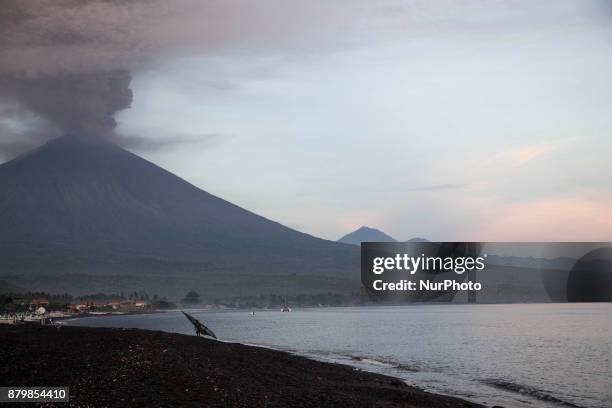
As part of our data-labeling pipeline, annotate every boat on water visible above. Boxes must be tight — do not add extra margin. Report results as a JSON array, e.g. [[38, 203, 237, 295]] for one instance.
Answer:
[[280, 304, 291, 312]]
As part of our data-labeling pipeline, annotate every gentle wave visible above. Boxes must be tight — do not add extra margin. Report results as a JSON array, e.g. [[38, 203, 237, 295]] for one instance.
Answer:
[[484, 379, 585, 408], [303, 350, 421, 373], [343, 354, 420, 372]]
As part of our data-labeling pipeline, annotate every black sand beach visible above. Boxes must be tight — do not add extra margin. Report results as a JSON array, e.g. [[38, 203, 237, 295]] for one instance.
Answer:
[[0, 325, 484, 407]]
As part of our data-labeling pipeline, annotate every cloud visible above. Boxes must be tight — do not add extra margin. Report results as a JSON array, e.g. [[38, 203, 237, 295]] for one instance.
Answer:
[[404, 183, 467, 192], [0, 0, 363, 158], [0, 0, 609, 160], [0, 1, 361, 77], [471, 193, 612, 241], [116, 132, 223, 152], [506, 143, 558, 168], [483, 140, 570, 169]]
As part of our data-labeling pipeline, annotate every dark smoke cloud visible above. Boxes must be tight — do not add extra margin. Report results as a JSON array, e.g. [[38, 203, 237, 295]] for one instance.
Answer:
[[0, 0, 356, 159], [0, 0, 149, 156], [1, 71, 132, 138]]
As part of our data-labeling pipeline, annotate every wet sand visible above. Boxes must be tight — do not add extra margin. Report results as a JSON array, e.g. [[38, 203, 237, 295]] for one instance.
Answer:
[[0, 325, 484, 407]]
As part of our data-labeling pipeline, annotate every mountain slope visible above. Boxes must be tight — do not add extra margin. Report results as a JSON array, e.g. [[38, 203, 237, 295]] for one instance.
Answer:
[[337, 226, 397, 246], [0, 136, 359, 295]]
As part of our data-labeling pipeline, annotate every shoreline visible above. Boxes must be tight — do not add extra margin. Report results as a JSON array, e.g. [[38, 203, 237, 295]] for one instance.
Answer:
[[65, 304, 607, 408], [5, 300, 596, 326], [1, 324, 485, 407]]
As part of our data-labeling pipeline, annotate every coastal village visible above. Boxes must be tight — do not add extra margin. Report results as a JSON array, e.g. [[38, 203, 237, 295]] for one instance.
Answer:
[[0, 289, 303, 325], [0, 296, 153, 325]]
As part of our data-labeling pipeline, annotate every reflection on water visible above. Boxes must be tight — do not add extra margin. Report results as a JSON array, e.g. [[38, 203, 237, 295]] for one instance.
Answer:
[[68, 303, 612, 408]]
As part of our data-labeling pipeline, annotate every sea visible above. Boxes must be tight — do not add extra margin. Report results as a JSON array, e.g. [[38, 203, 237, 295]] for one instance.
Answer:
[[66, 303, 612, 408]]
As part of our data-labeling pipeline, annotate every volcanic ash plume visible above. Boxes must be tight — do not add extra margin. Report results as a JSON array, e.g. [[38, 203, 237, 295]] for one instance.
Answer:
[[1, 71, 133, 138], [0, 0, 357, 157], [0, 0, 153, 153]]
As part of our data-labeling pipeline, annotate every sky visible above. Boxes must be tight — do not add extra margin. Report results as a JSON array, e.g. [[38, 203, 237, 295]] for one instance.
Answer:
[[2, 0, 612, 241]]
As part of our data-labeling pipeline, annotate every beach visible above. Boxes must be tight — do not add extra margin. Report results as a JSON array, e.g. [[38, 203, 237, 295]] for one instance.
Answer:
[[0, 324, 483, 407]]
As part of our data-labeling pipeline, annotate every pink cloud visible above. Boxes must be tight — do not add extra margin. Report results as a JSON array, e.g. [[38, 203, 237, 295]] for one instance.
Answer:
[[473, 194, 612, 241]]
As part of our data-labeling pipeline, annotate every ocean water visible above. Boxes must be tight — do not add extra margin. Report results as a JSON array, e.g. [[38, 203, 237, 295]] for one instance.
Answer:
[[67, 304, 612, 408]]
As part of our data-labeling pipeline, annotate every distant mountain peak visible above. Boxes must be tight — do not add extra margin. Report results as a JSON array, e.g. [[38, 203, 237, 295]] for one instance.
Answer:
[[337, 226, 397, 246], [405, 237, 429, 242]]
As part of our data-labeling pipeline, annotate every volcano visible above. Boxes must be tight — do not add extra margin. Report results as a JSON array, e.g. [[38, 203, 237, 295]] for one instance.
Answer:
[[0, 136, 358, 296], [337, 226, 397, 246]]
